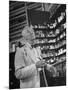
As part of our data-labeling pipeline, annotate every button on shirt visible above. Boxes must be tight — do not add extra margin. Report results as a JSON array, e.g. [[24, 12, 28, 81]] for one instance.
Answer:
[[14, 41, 41, 88]]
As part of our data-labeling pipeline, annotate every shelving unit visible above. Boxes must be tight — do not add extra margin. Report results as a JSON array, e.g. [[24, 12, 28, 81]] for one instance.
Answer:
[[33, 5, 66, 78]]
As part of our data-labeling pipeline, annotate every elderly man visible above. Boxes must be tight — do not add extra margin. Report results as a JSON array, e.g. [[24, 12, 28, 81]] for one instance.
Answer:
[[14, 25, 56, 88]]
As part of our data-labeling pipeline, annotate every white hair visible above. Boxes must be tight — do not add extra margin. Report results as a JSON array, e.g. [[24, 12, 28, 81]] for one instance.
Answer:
[[21, 25, 34, 37]]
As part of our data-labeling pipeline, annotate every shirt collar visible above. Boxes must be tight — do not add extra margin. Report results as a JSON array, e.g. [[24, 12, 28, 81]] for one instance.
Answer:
[[20, 39, 32, 49]]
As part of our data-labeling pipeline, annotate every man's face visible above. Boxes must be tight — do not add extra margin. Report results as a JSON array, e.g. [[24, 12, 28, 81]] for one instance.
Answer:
[[25, 27, 35, 40]]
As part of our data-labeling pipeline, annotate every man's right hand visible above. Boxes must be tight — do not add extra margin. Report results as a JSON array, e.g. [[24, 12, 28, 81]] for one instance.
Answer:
[[36, 60, 46, 68]]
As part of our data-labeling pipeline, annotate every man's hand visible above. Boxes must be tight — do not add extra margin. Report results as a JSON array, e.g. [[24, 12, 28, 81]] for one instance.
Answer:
[[36, 60, 46, 68]]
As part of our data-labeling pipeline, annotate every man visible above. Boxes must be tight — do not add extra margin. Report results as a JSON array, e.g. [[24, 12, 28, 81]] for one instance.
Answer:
[[14, 25, 56, 88]]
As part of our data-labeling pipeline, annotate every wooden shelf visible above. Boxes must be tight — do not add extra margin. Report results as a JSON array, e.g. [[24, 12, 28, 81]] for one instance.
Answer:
[[34, 40, 66, 47], [56, 52, 66, 57], [55, 43, 66, 51], [10, 20, 27, 29], [10, 13, 26, 21], [42, 51, 66, 59], [42, 56, 54, 59], [34, 42, 56, 46], [34, 28, 47, 31], [42, 49, 55, 52], [10, 35, 22, 42], [10, 22, 27, 33], [49, 16, 66, 32], [10, 10, 26, 19], [35, 37, 46, 39], [35, 28, 66, 40], [55, 28, 66, 38], [35, 36, 56, 39], [52, 59, 66, 66], [56, 36, 66, 44], [41, 44, 66, 52]]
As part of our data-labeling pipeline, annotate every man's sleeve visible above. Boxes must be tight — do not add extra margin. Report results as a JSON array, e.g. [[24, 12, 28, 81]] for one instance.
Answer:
[[14, 49, 25, 71], [14, 49, 37, 80]]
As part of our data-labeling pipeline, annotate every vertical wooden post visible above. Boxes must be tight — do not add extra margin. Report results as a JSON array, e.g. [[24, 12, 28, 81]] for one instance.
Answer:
[[25, 2, 29, 26], [42, 3, 44, 11]]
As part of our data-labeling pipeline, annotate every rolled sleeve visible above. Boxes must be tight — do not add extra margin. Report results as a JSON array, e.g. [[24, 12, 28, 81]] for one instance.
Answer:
[[14, 49, 25, 71], [14, 48, 37, 80]]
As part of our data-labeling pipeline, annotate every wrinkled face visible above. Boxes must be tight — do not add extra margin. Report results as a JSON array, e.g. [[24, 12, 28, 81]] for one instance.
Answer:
[[22, 26, 35, 41], [27, 28, 35, 40]]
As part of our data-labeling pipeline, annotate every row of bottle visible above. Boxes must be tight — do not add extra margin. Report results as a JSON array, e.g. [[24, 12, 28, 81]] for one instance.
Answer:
[[41, 45, 66, 58], [55, 39, 66, 49], [35, 30, 45, 37], [35, 31, 66, 44], [55, 23, 66, 36], [43, 55, 66, 66], [42, 49, 65, 58], [35, 23, 66, 38], [35, 38, 66, 49], [47, 23, 66, 37], [43, 53, 66, 64], [57, 48, 66, 56], [56, 32, 66, 41], [47, 11, 66, 29], [42, 51, 57, 58]]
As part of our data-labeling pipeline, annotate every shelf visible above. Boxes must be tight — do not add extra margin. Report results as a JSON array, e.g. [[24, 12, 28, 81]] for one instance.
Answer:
[[42, 51, 66, 59], [52, 59, 66, 66], [35, 36, 56, 39], [34, 27, 66, 40], [10, 29, 22, 36], [42, 49, 55, 52], [46, 36, 56, 39], [34, 28, 46, 31], [34, 41, 66, 51], [10, 31, 22, 37], [42, 56, 54, 59], [10, 35, 22, 42], [50, 16, 66, 31], [10, 10, 26, 19], [10, 13, 26, 21], [35, 37, 46, 39], [55, 28, 66, 38], [41, 44, 66, 53], [10, 6, 25, 15], [10, 2, 25, 11], [58, 50, 66, 56], [56, 36, 66, 44], [34, 42, 56, 46], [10, 23, 27, 33], [56, 52, 66, 57], [55, 43, 66, 51], [10, 20, 27, 29], [56, 16, 66, 29]]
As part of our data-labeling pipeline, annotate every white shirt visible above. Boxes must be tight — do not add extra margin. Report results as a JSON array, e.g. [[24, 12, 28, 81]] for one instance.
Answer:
[[15, 41, 41, 88]]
